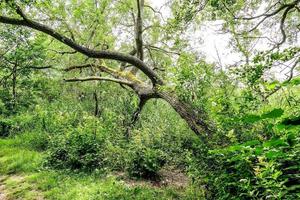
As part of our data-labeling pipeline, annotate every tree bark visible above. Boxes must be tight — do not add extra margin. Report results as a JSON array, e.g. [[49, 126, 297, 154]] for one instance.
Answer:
[[157, 91, 213, 140], [11, 63, 17, 110], [131, 0, 144, 75], [93, 91, 100, 117], [125, 96, 149, 139]]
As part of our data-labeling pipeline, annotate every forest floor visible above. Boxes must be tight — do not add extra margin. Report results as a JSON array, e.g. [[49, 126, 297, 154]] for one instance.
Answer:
[[0, 179, 7, 200], [0, 138, 201, 200]]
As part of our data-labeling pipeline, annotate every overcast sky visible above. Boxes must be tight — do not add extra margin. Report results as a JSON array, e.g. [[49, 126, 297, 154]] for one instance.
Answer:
[[148, 0, 241, 66], [148, 0, 299, 81]]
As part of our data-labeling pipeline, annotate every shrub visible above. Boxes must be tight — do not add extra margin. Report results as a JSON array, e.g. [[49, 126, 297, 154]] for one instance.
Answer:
[[188, 125, 300, 200], [46, 128, 105, 171], [0, 119, 11, 137], [126, 146, 166, 179], [102, 141, 127, 171]]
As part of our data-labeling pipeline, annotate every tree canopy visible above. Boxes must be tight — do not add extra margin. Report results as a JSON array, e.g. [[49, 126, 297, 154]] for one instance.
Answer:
[[0, 0, 299, 199]]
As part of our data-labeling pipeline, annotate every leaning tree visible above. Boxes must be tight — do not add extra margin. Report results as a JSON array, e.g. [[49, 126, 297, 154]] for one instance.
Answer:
[[0, 0, 299, 139]]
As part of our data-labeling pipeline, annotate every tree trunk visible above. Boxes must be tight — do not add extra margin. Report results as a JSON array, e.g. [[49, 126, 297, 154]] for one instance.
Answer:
[[131, 0, 144, 75], [157, 91, 213, 140], [12, 63, 17, 110], [125, 86, 214, 140], [93, 91, 100, 117]]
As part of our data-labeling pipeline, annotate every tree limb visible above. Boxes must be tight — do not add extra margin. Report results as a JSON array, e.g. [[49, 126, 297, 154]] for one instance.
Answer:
[[26, 65, 53, 70], [276, 5, 295, 47], [264, 58, 300, 99], [0, 6, 163, 85], [47, 49, 77, 55], [64, 76, 134, 86], [145, 44, 181, 56], [64, 64, 94, 72]]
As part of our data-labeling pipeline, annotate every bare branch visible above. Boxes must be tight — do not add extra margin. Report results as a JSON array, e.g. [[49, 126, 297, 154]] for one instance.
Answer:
[[231, 0, 299, 48], [264, 58, 300, 99], [144, 4, 165, 22], [286, 58, 300, 82], [276, 5, 296, 47], [120, 48, 137, 70], [64, 64, 93, 72], [234, 1, 282, 20], [47, 49, 77, 55], [26, 65, 53, 70], [0, 72, 13, 84], [64, 76, 134, 86], [145, 44, 181, 56]]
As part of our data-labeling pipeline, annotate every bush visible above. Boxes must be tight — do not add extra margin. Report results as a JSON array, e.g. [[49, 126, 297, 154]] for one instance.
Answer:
[[102, 141, 127, 171], [46, 128, 105, 171], [0, 119, 11, 137], [126, 146, 166, 179], [188, 125, 300, 200]]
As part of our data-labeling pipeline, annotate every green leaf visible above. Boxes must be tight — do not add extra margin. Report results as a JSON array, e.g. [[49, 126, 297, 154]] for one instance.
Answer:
[[254, 147, 263, 155], [242, 140, 261, 147], [228, 145, 243, 151], [265, 81, 279, 90], [261, 108, 284, 119], [282, 77, 300, 86], [265, 150, 285, 159], [243, 114, 261, 123], [263, 138, 289, 148]]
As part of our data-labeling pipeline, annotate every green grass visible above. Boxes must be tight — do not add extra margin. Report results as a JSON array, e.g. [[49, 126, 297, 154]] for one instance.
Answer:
[[0, 137, 203, 200], [0, 139, 44, 174]]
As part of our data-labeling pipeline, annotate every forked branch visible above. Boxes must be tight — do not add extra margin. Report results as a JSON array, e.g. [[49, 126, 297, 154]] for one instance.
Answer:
[[64, 76, 134, 86]]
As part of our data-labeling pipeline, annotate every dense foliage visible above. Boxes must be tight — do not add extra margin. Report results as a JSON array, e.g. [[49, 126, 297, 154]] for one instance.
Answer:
[[0, 0, 299, 199]]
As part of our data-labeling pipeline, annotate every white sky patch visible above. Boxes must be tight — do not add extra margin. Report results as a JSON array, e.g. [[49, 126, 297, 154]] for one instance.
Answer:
[[189, 21, 242, 67], [148, 0, 241, 67], [148, 0, 299, 81]]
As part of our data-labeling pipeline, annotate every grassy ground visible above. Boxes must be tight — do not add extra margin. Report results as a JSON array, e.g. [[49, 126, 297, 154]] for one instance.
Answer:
[[0, 138, 203, 200]]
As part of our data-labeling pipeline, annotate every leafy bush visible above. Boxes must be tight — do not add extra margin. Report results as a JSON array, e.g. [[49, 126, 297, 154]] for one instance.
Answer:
[[126, 146, 166, 179], [0, 119, 11, 137], [102, 141, 127, 171], [46, 128, 105, 171], [189, 122, 300, 200]]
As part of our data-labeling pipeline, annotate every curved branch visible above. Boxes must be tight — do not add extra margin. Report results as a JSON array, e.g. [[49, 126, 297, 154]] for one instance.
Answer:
[[233, 0, 299, 39], [0, 9, 163, 85], [235, 1, 284, 20], [144, 4, 165, 21], [125, 94, 157, 139], [120, 48, 136, 70], [276, 5, 295, 47], [64, 63, 144, 85], [130, 97, 148, 125]]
